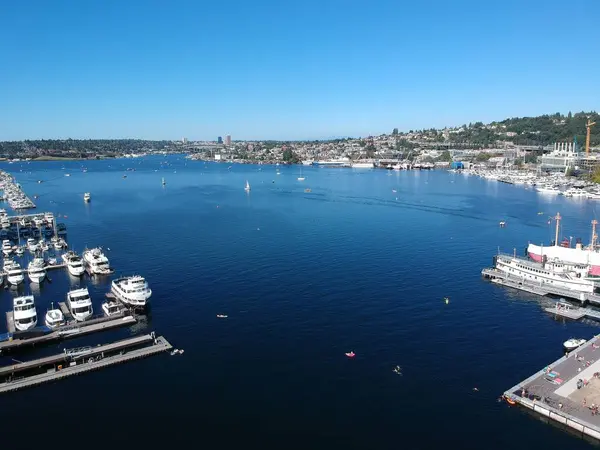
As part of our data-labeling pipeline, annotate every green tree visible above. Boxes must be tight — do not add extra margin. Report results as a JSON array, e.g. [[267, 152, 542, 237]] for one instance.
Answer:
[[475, 152, 491, 162], [282, 148, 300, 164], [437, 150, 452, 162], [392, 128, 398, 135]]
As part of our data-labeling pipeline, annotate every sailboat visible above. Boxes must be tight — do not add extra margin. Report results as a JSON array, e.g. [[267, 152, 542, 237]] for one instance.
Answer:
[[244, 180, 251, 192], [162, 177, 166, 186], [297, 165, 305, 181]]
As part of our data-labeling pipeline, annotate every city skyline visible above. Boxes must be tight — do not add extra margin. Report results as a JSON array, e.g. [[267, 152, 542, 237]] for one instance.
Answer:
[[1, 0, 598, 141]]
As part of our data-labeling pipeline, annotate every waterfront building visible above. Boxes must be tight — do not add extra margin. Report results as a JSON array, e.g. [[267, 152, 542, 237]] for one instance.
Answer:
[[217, 136, 223, 144], [225, 135, 231, 146]]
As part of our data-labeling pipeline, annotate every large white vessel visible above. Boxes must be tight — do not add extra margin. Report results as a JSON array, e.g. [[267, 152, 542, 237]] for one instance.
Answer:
[[351, 161, 375, 169], [62, 251, 85, 277], [5, 260, 24, 285], [493, 253, 597, 293], [66, 288, 93, 321], [27, 257, 46, 284], [111, 275, 152, 307], [83, 247, 112, 275], [528, 214, 600, 277], [13, 295, 37, 331], [2, 239, 13, 256]]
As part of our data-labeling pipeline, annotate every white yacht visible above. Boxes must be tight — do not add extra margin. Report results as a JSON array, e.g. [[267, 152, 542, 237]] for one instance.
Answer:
[[351, 161, 375, 169], [102, 300, 121, 317], [44, 212, 54, 225], [44, 303, 65, 329], [492, 253, 597, 293], [2, 239, 13, 256], [62, 251, 85, 277], [27, 257, 46, 284], [83, 247, 112, 275], [536, 185, 561, 194], [26, 237, 38, 252], [1, 217, 10, 229], [13, 295, 37, 331], [14, 246, 24, 256], [84, 192, 91, 202], [6, 261, 24, 285], [66, 288, 93, 321], [111, 275, 152, 307], [564, 338, 586, 352], [38, 239, 49, 252]]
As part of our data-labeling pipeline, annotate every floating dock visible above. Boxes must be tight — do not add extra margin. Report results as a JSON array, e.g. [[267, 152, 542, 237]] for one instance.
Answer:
[[1, 312, 136, 352], [482, 268, 600, 306], [0, 333, 172, 394], [504, 335, 600, 442]]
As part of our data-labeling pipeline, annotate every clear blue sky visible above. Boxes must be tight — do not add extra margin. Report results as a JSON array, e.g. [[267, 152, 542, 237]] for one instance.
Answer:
[[1, 0, 598, 141]]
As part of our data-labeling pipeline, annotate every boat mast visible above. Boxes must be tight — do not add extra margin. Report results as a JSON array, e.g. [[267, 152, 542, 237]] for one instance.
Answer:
[[554, 212, 561, 246], [592, 219, 598, 249]]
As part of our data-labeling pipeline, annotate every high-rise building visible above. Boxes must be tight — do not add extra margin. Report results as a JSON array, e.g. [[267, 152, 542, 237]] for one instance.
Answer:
[[225, 135, 231, 146], [182, 137, 188, 144], [217, 136, 223, 144]]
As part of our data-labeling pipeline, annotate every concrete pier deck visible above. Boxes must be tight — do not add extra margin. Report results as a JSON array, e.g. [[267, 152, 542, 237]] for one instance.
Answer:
[[0, 314, 137, 352], [504, 335, 600, 441], [0, 333, 172, 394]]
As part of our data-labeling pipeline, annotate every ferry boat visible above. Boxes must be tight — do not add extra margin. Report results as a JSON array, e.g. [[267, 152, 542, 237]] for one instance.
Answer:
[[5, 260, 24, 285], [2, 239, 13, 256], [528, 214, 600, 277], [44, 303, 65, 329], [83, 247, 112, 275], [84, 192, 91, 202], [13, 295, 37, 331], [111, 275, 152, 307], [66, 288, 93, 321], [27, 257, 46, 284], [492, 253, 597, 294], [62, 251, 85, 277]]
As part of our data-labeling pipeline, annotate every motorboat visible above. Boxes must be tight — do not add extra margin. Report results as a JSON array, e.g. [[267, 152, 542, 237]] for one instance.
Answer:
[[66, 288, 93, 321], [62, 251, 85, 277], [6, 261, 24, 285], [1, 217, 10, 229], [27, 257, 46, 283], [44, 303, 65, 329], [38, 239, 49, 252], [102, 301, 121, 317], [26, 237, 38, 252], [44, 212, 54, 224], [83, 247, 112, 275], [13, 295, 37, 331], [244, 180, 251, 192], [56, 223, 67, 236], [111, 275, 152, 307], [84, 192, 91, 202], [2, 239, 13, 256], [564, 338, 587, 352]]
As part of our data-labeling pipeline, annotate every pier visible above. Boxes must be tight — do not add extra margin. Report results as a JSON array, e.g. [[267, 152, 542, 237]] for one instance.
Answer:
[[504, 335, 600, 442], [482, 268, 600, 306], [0, 333, 172, 394], [1, 312, 136, 352]]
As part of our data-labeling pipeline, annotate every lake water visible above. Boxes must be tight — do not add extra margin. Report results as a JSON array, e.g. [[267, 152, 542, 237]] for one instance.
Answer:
[[0, 156, 599, 449]]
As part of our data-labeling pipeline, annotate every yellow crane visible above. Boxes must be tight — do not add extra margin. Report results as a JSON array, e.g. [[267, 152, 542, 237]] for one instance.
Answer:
[[586, 118, 596, 156]]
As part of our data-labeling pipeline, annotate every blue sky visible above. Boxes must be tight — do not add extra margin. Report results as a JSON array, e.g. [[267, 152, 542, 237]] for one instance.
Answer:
[[1, 0, 598, 141]]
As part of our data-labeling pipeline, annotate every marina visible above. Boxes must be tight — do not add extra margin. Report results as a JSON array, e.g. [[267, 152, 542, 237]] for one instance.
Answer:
[[0, 333, 172, 394]]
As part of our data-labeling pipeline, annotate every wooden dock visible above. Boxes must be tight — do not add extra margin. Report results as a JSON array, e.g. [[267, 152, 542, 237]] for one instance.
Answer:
[[5, 312, 15, 333], [482, 268, 600, 306], [0, 333, 173, 394], [58, 301, 72, 320], [503, 335, 600, 442], [0, 314, 137, 352]]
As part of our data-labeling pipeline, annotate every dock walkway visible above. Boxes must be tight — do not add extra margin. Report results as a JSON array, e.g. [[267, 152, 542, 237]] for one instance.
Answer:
[[0, 334, 172, 394], [482, 268, 600, 306], [504, 335, 600, 441]]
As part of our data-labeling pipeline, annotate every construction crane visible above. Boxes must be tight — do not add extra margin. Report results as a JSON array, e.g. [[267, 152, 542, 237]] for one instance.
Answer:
[[586, 118, 596, 156]]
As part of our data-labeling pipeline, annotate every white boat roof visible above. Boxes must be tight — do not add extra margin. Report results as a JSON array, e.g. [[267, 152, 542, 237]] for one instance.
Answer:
[[69, 287, 89, 296], [14, 295, 34, 306]]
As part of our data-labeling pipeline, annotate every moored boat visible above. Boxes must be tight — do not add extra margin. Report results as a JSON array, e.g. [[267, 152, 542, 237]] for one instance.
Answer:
[[13, 295, 37, 331], [111, 275, 152, 307]]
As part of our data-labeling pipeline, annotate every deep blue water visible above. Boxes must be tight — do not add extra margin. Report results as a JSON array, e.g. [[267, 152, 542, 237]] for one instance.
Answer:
[[1, 156, 600, 449]]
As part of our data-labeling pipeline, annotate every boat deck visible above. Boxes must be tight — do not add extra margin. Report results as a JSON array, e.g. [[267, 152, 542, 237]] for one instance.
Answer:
[[504, 335, 600, 441], [482, 268, 600, 305]]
